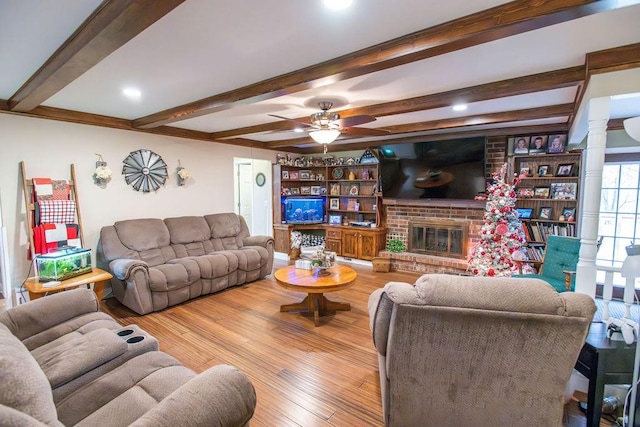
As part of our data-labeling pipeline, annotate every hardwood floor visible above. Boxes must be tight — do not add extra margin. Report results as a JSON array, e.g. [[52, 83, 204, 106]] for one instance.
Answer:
[[99, 260, 611, 427]]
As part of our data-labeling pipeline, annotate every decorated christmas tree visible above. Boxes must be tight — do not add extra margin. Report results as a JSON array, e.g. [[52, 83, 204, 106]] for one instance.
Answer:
[[468, 163, 527, 277]]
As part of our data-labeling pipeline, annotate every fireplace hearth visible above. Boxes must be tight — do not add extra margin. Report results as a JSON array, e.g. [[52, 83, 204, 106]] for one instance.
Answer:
[[408, 219, 469, 259]]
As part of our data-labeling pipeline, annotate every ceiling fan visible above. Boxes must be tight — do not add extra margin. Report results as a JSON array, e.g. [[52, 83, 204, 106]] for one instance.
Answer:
[[269, 101, 388, 152]]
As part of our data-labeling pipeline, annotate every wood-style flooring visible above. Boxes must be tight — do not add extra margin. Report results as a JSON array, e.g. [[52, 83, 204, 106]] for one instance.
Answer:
[[99, 260, 610, 427]]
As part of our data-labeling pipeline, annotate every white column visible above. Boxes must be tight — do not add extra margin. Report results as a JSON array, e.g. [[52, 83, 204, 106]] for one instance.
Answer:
[[575, 97, 610, 296]]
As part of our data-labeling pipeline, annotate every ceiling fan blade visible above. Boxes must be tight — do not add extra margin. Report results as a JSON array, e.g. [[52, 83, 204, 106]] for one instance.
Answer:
[[268, 114, 315, 129], [337, 114, 376, 127], [340, 127, 389, 136]]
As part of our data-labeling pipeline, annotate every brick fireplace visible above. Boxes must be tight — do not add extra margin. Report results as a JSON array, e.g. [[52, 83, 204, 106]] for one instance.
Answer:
[[380, 199, 485, 274]]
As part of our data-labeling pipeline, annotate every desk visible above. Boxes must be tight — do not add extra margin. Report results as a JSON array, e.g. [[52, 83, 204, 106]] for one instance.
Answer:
[[574, 322, 636, 427], [24, 268, 112, 301]]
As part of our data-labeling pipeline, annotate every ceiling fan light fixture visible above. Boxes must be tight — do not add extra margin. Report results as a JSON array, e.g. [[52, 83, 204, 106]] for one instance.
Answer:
[[309, 129, 341, 145], [323, 0, 353, 10]]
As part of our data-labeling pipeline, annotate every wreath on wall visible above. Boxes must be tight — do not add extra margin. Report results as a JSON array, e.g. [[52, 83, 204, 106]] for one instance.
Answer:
[[122, 149, 168, 192]]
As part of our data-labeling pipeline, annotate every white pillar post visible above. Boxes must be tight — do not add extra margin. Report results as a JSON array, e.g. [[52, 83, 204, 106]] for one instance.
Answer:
[[575, 97, 610, 296]]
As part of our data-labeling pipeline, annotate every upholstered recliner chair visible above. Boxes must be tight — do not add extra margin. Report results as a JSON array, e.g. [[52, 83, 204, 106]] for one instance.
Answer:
[[368, 274, 595, 427], [516, 235, 581, 292]]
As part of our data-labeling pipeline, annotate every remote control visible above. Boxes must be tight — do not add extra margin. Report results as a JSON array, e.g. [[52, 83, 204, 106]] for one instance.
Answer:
[[42, 281, 61, 288]]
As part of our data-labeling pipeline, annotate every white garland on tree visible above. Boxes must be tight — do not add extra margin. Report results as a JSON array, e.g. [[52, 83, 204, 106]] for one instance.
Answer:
[[468, 163, 527, 277]]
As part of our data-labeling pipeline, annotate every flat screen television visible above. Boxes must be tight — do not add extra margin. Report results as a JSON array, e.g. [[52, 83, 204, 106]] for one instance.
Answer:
[[283, 197, 325, 224], [379, 137, 487, 200]]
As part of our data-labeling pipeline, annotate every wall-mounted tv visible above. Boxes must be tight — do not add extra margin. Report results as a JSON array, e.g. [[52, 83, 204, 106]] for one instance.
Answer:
[[379, 137, 487, 200]]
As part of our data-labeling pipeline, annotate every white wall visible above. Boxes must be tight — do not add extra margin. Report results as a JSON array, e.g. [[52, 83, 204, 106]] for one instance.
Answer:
[[0, 114, 276, 290]]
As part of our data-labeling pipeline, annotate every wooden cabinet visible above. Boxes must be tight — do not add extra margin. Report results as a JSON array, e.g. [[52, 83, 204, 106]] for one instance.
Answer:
[[272, 224, 291, 254], [341, 228, 386, 260], [325, 228, 342, 254], [510, 150, 582, 264]]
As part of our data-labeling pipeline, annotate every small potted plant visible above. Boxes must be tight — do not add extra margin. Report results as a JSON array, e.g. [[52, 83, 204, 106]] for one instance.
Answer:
[[387, 238, 406, 253]]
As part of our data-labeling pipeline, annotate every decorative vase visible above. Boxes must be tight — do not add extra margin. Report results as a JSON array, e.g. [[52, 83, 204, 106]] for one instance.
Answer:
[[348, 171, 356, 180]]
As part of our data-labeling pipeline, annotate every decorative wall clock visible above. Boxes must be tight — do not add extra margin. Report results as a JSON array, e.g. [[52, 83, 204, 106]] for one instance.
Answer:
[[122, 149, 168, 192]]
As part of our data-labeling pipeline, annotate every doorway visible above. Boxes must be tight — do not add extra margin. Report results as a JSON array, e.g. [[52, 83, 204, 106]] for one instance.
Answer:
[[234, 158, 272, 236]]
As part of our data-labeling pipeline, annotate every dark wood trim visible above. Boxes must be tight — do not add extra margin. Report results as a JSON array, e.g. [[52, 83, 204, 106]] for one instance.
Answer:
[[267, 104, 573, 148], [9, 0, 186, 112], [607, 118, 629, 131], [0, 99, 8, 111], [586, 42, 640, 75], [133, 0, 616, 129], [210, 66, 584, 140], [605, 152, 640, 162]]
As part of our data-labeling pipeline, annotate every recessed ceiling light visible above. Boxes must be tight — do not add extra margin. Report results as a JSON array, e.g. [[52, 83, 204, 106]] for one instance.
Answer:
[[324, 0, 353, 10], [453, 104, 467, 112], [122, 87, 142, 99], [294, 127, 304, 133]]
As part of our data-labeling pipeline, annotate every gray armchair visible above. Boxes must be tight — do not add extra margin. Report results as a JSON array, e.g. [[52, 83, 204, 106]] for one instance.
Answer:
[[368, 274, 595, 426]]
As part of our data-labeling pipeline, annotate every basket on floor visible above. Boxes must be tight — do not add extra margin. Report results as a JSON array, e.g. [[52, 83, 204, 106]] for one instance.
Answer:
[[373, 257, 391, 273]]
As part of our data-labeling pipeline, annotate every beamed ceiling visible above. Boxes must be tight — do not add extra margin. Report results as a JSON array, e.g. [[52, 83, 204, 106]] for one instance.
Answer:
[[1, 0, 640, 154]]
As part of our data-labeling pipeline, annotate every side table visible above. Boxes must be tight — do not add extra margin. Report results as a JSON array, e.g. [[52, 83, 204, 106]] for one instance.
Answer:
[[574, 321, 636, 427], [24, 268, 113, 301]]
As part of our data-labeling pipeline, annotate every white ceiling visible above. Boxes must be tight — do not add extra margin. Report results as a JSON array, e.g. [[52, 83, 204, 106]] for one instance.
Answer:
[[1, 0, 640, 152]]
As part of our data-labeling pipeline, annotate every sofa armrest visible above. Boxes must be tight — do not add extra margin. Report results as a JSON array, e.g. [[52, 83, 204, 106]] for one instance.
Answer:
[[243, 235, 274, 249], [0, 288, 99, 340], [130, 365, 256, 427], [109, 259, 148, 281]]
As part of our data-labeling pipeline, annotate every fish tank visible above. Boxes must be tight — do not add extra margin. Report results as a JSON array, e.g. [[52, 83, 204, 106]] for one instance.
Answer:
[[37, 248, 92, 281], [283, 197, 325, 224]]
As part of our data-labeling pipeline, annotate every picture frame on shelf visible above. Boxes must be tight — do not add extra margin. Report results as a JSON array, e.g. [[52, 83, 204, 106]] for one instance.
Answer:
[[537, 165, 550, 177], [347, 198, 359, 211], [516, 187, 534, 198], [538, 207, 553, 220], [547, 134, 567, 153], [289, 171, 300, 180], [519, 166, 531, 176], [310, 186, 321, 195], [556, 163, 574, 177], [330, 183, 341, 196], [282, 170, 289, 180], [516, 208, 533, 219], [300, 170, 311, 180], [348, 183, 359, 196], [300, 186, 311, 195], [562, 207, 576, 221], [290, 187, 300, 195], [529, 135, 548, 154], [282, 188, 291, 195], [329, 198, 340, 210], [550, 182, 577, 200], [328, 214, 342, 225], [534, 187, 550, 198], [513, 136, 530, 154]]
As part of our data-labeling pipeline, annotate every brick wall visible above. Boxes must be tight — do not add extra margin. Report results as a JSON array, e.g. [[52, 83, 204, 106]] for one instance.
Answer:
[[379, 137, 508, 274]]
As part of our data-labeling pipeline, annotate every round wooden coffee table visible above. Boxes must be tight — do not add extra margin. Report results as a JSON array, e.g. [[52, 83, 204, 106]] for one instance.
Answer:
[[274, 264, 357, 326]]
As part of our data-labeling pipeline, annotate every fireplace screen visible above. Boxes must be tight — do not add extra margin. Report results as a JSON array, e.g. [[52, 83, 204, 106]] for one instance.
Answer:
[[408, 219, 468, 259]]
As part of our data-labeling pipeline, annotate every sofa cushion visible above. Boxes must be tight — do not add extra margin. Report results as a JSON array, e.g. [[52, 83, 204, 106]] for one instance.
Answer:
[[165, 216, 211, 244], [148, 262, 199, 292], [205, 213, 248, 250], [56, 352, 194, 426], [0, 324, 62, 426], [188, 253, 238, 279], [114, 219, 170, 253]]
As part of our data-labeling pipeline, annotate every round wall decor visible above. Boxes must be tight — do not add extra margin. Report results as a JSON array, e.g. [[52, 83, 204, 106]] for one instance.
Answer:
[[122, 149, 168, 192], [255, 172, 266, 187]]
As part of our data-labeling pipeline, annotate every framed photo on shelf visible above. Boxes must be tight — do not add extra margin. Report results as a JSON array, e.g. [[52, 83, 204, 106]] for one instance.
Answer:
[[550, 182, 577, 200], [330, 183, 340, 196], [534, 187, 550, 198], [537, 165, 550, 177], [290, 187, 300, 195], [310, 186, 321, 195], [328, 214, 342, 225], [348, 183, 360, 196], [289, 171, 300, 180], [282, 188, 291, 195], [300, 186, 311, 195], [547, 134, 567, 153], [529, 135, 548, 154], [300, 170, 311, 180], [538, 207, 553, 220], [329, 198, 340, 210], [516, 187, 534, 198], [347, 198, 359, 211], [513, 136, 530, 154], [562, 207, 576, 220], [556, 163, 574, 177], [516, 208, 533, 219], [519, 166, 531, 176], [282, 170, 289, 180]]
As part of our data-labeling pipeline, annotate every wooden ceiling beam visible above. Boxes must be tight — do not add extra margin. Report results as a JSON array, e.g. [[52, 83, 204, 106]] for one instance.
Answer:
[[8, 0, 186, 113], [586, 42, 640, 75], [210, 66, 584, 139], [133, 0, 616, 129], [266, 104, 574, 148]]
